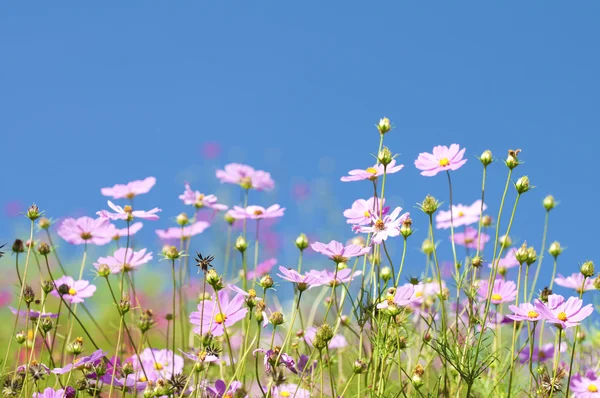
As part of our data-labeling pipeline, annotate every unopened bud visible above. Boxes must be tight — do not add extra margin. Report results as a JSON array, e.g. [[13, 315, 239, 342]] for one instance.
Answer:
[[235, 236, 248, 253], [41, 280, 54, 294], [479, 150, 493, 166], [515, 176, 531, 194], [499, 235, 512, 248], [165, 246, 180, 260], [377, 147, 394, 166], [37, 242, 51, 256], [543, 195, 556, 211], [548, 241, 562, 258], [421, 239, 434, 255], [40, 318, 53, 333], [419, 195, 440, 215], [515, 244, 528, 264], [26, 204, 42, 221], [377, 117, 392, 135], [15, 331, 27, 344], [259, 275, 274, 289], [505, 149, 521, 169], [526, 247, 537, 266], [481, 215, 492, 227], [97, 264, 111, 277], [540, 287, 552, 303], [380, 267, 392, 282], [176, 213, 189, 226], [12, 239, 24, 253], [269, 312, 284, 326], [38, 218, 51, 230], [353, 359, 367, 374], [581, 261, 595, 278], [295, 233, 309, 251], [23, 285, 35, 304], [471, 256, 483, 268], [224, 212, 236, 225], [206, 269, 224, 291]]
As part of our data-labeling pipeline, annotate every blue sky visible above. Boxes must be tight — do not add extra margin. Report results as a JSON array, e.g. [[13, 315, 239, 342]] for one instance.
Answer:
[[1, 2, 599, 297]]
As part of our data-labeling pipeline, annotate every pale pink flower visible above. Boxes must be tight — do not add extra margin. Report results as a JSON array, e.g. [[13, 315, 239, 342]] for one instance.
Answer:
[[155, 221, 210, 241], [340, 159, 404, 182], [179, 183, 228, 211], [306, 268, 362, 286], [97, 201, 161, 221], [229, 205, 285, 220], [101, 177, 156, 199], [414, 144, 467, 176], [570, 370, 600, 397], [343, 197, 388, 225], [108, 222, 143, 240], [377, 283, 419, 310], [535, 294, 594, 329], [451, 226, 490, 251], [277, 266, 324, 289], [310, 240, 371, 263], [477, 278, 517, 304], [488, 249, 519, 272], [506, 302, 542, 322], [216, 163, 274, 190], [50, 276, 96, 304], [358, 207, 409, 244], [247, 258, 277, 280], [189, 289, 247, 336], [554, 273, 596, 293], [272, 384, 310, 398], [57, 217, 114, 245], [94, 247, 152, 274], [435, 200, 486, 229]]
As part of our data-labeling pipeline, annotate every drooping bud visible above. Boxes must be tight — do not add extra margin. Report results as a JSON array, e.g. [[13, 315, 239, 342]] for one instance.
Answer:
[[295, 233, 309, 251], [515, 176, 531, 194], [377, 117, 392, 135], [419, 195, 441, 215], [12, 239, 24, 253], [543, 195, 556, 211], [37, 242, 51, 256], [235, 236, 248, 253], [548, 241, 562, 258], [581, 261, 595, 278], [176, 212, 189, 226], [353, 359, 367, 374], [479, 150, 493, 166]]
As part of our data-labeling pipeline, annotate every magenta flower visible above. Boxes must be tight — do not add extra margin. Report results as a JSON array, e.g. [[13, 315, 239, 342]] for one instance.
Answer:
[[358, 207, 410, 244], [518, 343, 556, 364], [303, 327, 347, 349], [50, 276, 96, 304], [340, 159, 404, 182], [94, 248, 152, 274], [97, 201, 161, 221], [179, 183, 228, 211], [101, 177, 156, 199], [52, 349, 106, 374], [229, 205, 285, 220], [488, 249, 519, 272], [435, 200, 486, 229], [277, 266, 324, 289], [343, 197, 388, 225], [506, 302, 542, 322], [451, 226, 490, 251], [535, 294, 594, 329], [570, 370, 600, 397], [206, 380, 243, 398], [33, 387, 75, 398], [190, 289, 248, 336], [377, 283, 419, 310], [109, 222, 143, 240], [554, 272, 596, 293], [155, 221, 210, 241], [247, 258, 277, 280], [216, 163, 274, 191], [130, 348, 183, 382], [57, 217, 114, 246], [179, 349, 219, 365], [9, 307, 58, 320], [310, 240, 371, 263], [306, 268, 362, 286], [415, 144, 467, 176], [477, 278, 517, 304], [253, 348, 297, 374]]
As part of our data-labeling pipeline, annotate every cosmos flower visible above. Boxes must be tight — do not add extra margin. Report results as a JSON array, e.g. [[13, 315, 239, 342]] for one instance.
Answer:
[[216, 163, 274, 191], [101, 177, 156, 199], [179, 183, 228, 211], [518, 343, 557, 364], [534, 294, 594, 329], [310, 240, 371, 263], [477, 278, 517, 305], [570, 370, 600, 397], [271, 384, 310, 398], [94, 247, 153, 274], [33, 387, 76, 398], [340, 159, 404, 182], [247, 258, 277, 279], [303, 327, 348, 349], [435, 200, 486, 229], [343, 197, 388, 225], [488, 249, 519, 272], [377, 283, 419, 310], [100, 373, 147, 392], [179, 349, 219, 365], [190, 289, 248, 337], [9, 307, 58, 320], [50, 276, 96, 304], [129, 348, 183, 382], [277, 266, 323, 289], [451, 226, 490, 251], [57, 217, 114, 245], [358, 207, 410, 244], [97, 201, 161, 221], [506, 302, 542, 322], [109, 222, 144, 240], [229, 205, 285, 220], [414, 144, 467, 177], [306, 268, 362, 286], [554, 273, 596, 293], [155, 221, 210, 241], [52, 349, 106, 374], [253, 348, 297, 374], [205, 380, 243, 398]]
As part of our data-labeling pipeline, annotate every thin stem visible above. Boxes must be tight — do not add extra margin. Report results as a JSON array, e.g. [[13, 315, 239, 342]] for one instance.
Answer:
[[565, 277, 587, 397], [171, 259, 177, 374], [528, 211, 550, 302]]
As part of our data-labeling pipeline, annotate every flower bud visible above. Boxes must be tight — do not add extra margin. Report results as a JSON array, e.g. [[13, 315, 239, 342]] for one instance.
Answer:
[[206, 269, 224, 291], [505, 149, 521, 169], [581, 261, 595, 278], [594, 277, 600, 290], [380, 267, 392, 282], [548, 241, 562, 258], [119, 298, 131, 314], [75, 378, 88, 391], [350, 236, 366, 248], [377, 147, 394, 166], [471, 256, 483, 268], [97, 264, 112, 277], [23, 285, 35, 304], [67, 337, 84, 355], [295, 233, 309, 251], [540, 287, 552, 303], [165, 246, 181, 260], [314, 324, 333, 349], [138, 310, 155, 333], [12, 239, 24, 254], [577, 330, 586, 342], [38, 218, 51, 230], [353, 359, 367, 374], [526, 247, 537, 266], [412, 364, 425, 389], [165, 313, 174, 321], [377, 117, 392, 135], [269, 312, 284, 326], [41, 280, 54, 294], [122, 362, 134, 375], [15, 331, 27, 344], [421, 239, 434, 255], [37, 242, 51, 256], [479, 150, 493, 166], [58, 284, 71, 296], [40, 318, 53, 333], [515, 176, 531, 194], [161, 245, 171, 256], [176, 212, 189, 226], [235, 236, 248, 253], [543, 195, 556, 211], [499, 235, 512, 248], [481, 215, 493, 227], [259, 275, 274, 289], [515, 244, 528, 265], [224, 212, 236, 225], [400, 217, 413, 238], [419, 195, 441, 215], [26, 204, 41, 221]]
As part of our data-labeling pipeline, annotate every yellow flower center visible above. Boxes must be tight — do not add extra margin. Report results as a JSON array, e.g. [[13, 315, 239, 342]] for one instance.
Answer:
[[364, 211, 371, 218], [588, 384, 598, 392], [457, 211, 465, 217], [527, 311, 539, 319], [153, 362, 163, 370], [139, 376, 147, 382], [214, 313, 227, 324], [253, 210, 263, 216], [386, 296, 395, 305], [248, 289, 256, 298], [365, 167, 377, 174], [415, 291, 423, 297], [239, 176, 253, 190], [374, 219, 385, 231], [280, 392, 292, 397], [126, 193, 135, 199], [491, 294, 502, 301], [439, 158, 450, 167], [464, 238, 475, 244], [123, 205, 133, 213], [557, 312, 568, 321], [68, 288, 77, 296], [27, 330, 34, 340], [80, 232, 92, 240]]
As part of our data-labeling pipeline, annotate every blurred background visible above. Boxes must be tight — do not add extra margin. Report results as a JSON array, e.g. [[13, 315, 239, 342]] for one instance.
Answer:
[[1, 2, 599, 304]]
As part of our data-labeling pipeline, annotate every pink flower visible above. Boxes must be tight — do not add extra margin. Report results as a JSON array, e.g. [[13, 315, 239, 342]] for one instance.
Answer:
[[94, 247, 153, 274], [570, 370, 600, 397], [343, 197, 388, 226], [477, 278, 517, 304], [277, 266, 324, 289], [488, 249, 519, 272], [130, 348, 183, 382], [506, 302, 542, 322], [57, 217, 114, 245], [340, 159, 404, 182], [109, 222, 144, 240], [216, 163, 274, 191], [451, 226, 490, 250], [535, 294, 594, 329], [189, 289, 248, 336], [306, 268, 362, 286], [247, 258, 277, 280], [358, 207, 410, 244], [179, 183, 228, 211], [155, 221, 210, 241], [272, 384, 310, 398], [50, 276, 96, 303], [377, 283, 419, 310], [101, 177, 156, 199], [310, 240, 371, 263], [518, 343, 556, 364], [97, 201, 161, 221], [229, 205, 285, 220], [554, 273, 596, 293], [435, 200, 486, 229], [414, 144, 467, 176]]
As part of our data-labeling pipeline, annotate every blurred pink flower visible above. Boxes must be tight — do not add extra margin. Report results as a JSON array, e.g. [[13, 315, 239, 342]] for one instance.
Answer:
[[229, 205, 285, 220], [415, 144, 467, 176], [310, 240, 370, 263], [340, 159, 404, 182], [155, 221, 210, 241], [94, 247, 152, 274], [303, 326, 347, 349], [109, 222, 144, 240], [554, 272, 596, 293], [377, 283, 419, 310], [57, 217, 114, 246], [50, 276, 96, 304], [306, 268, 362, 286], [216, 163, 274, 191], [477, 278, 517, 304], [4, 200, 23, 217], [201, 141, 221, 159], [343, 197, 388, 226], [292, 183, 310, 201], [247, 258, 278, 280], [101, 177, 156, 199], [435, 200, 486, 229], [451, 226, 490, 251], [97, 201, 161, 221], [179, 183, 228, 211], [488, 249, 519, 271]]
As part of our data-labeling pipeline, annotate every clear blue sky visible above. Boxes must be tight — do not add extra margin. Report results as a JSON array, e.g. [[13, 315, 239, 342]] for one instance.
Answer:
[[1, 2, 599, 297]]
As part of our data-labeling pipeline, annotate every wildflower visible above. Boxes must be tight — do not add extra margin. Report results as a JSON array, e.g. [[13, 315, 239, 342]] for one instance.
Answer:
[[52, 349, 106, 374], [377, 284, 419, 310], [310, 240, 371, 263], [179, 183, 228, 210], [451, 226, 490, 251], [414, 144, 467, 176], [259, 275, 274, 289], [205, 380, 243, 398], [57, 217, 114, 245], [32, 387, 76, 398], [549, 241, 563, 258], [418, 195, 441, 215], [343, 197, 388, 225], [189, 289, 247, 336], [303, 326, 347, 349], [9, 307, 58, 320], [216, 163, 274, 191], [340, 159, 404, 182], [194, 252, 215, 273], [229, 204, 285, 220], [50, 276, 96, 304], [155, 221, 210, 241], [581, 261, 595, 278], [94, 248, 153, 274], [109, 222, 144, 240], [358, 207, 410, 244], [515, 176, 531, 194], [253, 348, 297, 374], [97, 201, 161, 221], [570, 370, 600, 397], [554, 273, 595, 293], [101, 177, 156, 199], [272, 384, 310, 398], [245, 258, 277, 280], [506, 302, 542, 322], [435, 200, 486, 229], [306, 268, 362, 286], [518, 343, 556, 364], [377, 117, 392, 134], [479, 150, 493, 166], [276, 266, 322, 291], [488, 249, 519, 274], [505, 149, 521, 169], [477, 278, 517, 304], [130, 348, 183, 382], [535, 294, 594, 329]]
